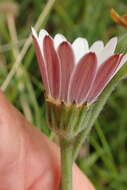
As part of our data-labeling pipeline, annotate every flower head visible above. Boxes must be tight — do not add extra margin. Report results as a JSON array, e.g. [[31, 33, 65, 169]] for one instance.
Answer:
[[32, 28, 127, 106]]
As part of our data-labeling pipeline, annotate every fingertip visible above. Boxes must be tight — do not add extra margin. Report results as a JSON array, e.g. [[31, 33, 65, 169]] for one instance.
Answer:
[[73, 165, 95, 190]]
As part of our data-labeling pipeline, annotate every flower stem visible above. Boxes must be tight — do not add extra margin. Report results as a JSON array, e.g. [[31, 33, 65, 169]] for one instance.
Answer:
[[59, 137, 73, 190]]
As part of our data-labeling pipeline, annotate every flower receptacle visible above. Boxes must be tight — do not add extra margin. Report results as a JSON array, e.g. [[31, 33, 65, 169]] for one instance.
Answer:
[[46, 97, 90, 139]]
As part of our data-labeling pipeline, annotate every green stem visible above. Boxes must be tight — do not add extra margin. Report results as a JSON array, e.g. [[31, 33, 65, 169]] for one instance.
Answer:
[[59, 137, 73, 190], [73, 108, 93, 160], [73, 123, 92, 160]]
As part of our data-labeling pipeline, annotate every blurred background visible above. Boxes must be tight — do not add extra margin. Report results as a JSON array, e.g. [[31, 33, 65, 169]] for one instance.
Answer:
[[0, 0, 127, 189]]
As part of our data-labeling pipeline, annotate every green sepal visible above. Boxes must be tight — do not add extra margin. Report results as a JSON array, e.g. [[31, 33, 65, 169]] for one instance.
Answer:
[[45, 100, 91, 139]]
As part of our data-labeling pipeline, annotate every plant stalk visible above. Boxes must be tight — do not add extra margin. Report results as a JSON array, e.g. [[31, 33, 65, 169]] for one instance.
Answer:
[[59, 137, 73, 190]]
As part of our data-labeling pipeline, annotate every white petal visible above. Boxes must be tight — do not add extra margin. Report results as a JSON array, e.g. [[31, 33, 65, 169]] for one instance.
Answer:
[[39, 29, 49, 45], [31, 28, 49, 56], [98, 37, 118, 65], [54, 34, 67, 50], [38, 29, 49, 56], [72, 38, 89, 63], [31, 27, 38, 39], [90, 41, 104, 55], [31, 27, 43, 55]]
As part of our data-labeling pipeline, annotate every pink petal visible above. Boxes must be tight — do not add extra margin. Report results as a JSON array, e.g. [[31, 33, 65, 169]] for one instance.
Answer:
[[32, 35, 50, 95], [87, 54, 123, 103], [67, 52, 97, 104], [57, 42, 75, 101], [43, 36, 61, 99], [115, 54, 127, 74]]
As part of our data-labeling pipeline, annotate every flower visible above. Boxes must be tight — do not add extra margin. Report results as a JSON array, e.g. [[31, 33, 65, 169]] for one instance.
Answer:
[[32, 28, 127, 106], [110, 8, 127, 27]]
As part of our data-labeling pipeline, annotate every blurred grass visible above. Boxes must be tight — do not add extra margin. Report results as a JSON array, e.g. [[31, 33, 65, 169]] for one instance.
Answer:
[[0, 0, 127, 189]]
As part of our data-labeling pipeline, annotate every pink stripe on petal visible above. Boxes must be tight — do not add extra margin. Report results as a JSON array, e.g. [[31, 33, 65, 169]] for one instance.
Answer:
[[43, 36, 61, 99], [32, 36, 50, 95], [67, 52, 97, 104], [87, 54, 123, 103], [58, 42, 75, 102], [115, 54, 127, 74]]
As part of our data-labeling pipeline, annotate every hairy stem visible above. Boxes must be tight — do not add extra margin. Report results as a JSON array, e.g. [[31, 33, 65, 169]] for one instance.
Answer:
[[59, 137, 73, 190]]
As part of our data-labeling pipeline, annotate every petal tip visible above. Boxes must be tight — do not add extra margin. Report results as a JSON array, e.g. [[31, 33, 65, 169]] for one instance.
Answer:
[[54, 33, 66, 40], [105, 36, 118, 49], [113, 36, 118, 42], [31, 27, 38, 38], [72, 37, 89, 46], [110, 36, 118, 46], [54, 33, 66, 49], [39, 29, 49, 42], [39, 29, 49, 36], [72, 37, 89, 63]]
